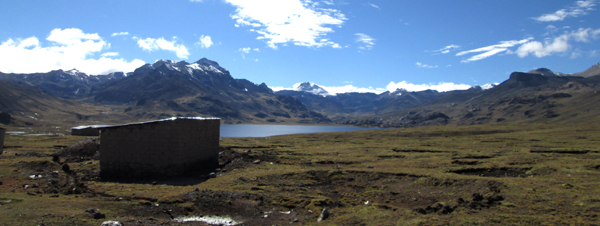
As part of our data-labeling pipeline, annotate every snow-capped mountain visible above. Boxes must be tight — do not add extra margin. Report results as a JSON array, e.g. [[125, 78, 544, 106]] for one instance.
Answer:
[[142, 58, 230, 77], [89, 58, 329, 123], [0, 68, 126, 98], [295, 82, 330, 96]]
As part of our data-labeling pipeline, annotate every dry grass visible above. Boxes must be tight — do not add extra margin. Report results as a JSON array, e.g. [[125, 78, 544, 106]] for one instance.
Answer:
[[1, 123, 600, 225]]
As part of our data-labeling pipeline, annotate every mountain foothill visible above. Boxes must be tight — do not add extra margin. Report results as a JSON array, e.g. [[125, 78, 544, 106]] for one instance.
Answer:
[[0, 58, 599, 130]]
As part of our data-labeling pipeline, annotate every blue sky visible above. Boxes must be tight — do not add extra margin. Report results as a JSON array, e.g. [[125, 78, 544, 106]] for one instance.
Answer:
[[1, 0, 599, 94]]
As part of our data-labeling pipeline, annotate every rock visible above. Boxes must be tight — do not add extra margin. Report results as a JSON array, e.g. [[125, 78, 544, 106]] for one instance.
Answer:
[[252, 159, 261, 164], [209, 172, 217, 178], [85, 208, 106, 219], [101, 221, 122, 226], [317, 208, 330, 222]]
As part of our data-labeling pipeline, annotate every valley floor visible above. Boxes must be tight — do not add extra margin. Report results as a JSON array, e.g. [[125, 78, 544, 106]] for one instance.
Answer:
[[1, 123, 599, 225]]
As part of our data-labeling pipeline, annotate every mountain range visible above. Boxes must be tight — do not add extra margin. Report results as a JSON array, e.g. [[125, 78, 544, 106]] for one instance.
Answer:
[[0, 58, 599, 131]]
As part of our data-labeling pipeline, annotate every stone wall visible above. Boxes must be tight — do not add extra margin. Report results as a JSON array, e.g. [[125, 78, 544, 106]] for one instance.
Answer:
[[99, 118, 220, 180], [0, 127, 5, 155]]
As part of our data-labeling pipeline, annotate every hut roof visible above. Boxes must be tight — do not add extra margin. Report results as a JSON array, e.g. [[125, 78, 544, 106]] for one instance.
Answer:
[[95, 117, 220, 130]]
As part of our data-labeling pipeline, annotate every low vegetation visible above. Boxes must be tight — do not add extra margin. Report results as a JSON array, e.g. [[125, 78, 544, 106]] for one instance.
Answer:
[[1, 123, 599, 225]]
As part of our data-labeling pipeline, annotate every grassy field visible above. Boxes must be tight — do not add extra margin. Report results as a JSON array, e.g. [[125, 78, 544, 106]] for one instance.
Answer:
[[1, 123, 599, 225]]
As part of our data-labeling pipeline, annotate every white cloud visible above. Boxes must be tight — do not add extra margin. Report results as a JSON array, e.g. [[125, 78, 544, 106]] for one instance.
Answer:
[[271, 81, 473, 95], [135, 37, 189, 59], [47, 28, 102, 45], [456, 38, 533, 63], [0, 28, 145, 75], [225, 0, 347, 49], [101, 52, 119, 57], [239, 47, 251, 54], [190, 0, 203, 2], [515, 37, 568, 58], [355, 33, 375, 50], [368, 3, 379, 9], [111, 32, 129, 37], [416, 62, 438, 68], [571, 50, 582, 59], [322, 0, 334, 5], [238, 47, 260, 59], [514, 28, 600, 58], [435, 44, 460, 54], [386, 81, 471, 92], [544, 25, 558, 35], [534, 0, 596, 22], [196, 35, 213, 48], [271, 83, 387, 94], [570, 27, 600, 42]]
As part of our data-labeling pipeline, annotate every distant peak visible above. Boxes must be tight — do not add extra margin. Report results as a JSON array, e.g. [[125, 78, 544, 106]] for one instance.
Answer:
[[153, 59, 188, 68], [391, 88, 408, 95], [296, 82, 330, 96], [195, 58, 219, 67], [194, 58, 228, 73], [527, 68, 567, 77], [528, 68, 555, 76]]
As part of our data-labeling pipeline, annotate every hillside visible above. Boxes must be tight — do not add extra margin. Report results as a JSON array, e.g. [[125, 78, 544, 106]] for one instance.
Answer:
[[88, 59, 329, 124], [1, 59, 599, 130], [0, 80, 130, 129], [345, 68, 600, 127], [0, 58, 330, 130]]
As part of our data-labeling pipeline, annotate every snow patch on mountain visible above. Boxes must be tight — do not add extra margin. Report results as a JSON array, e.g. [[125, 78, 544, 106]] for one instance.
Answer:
[[295, 82, 331, 96]]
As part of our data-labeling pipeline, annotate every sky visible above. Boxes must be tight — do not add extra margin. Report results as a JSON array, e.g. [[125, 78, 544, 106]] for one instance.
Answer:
[[1, 0, 600, 94]]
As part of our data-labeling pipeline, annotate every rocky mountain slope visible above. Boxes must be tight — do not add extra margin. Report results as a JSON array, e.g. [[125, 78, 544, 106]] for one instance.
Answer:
[[275, 63, 600, 127], [0, 58, 329, 127], [0, 79, 124, 128], [0, 69, 126, 99], [276, 83, 485, 115], [341, 65, 600, 127], [1, 58, 598, 129]]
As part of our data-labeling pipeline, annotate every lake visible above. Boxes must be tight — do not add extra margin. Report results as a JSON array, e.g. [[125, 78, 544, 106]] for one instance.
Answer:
[[220, 124, 380, 138]]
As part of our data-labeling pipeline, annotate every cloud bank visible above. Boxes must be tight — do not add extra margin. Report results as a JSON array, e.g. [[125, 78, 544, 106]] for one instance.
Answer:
[[225, 0, 346, 49], [0, 28, 145, 75], [271, 81, 473, 95]]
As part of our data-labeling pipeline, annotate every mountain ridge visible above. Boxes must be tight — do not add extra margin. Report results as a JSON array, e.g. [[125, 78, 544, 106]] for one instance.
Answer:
[[1, 59, 599, 130]]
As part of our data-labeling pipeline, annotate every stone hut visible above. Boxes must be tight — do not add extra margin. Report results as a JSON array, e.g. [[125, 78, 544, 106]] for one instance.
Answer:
[[0, 127, 5, 155], [99, 117, 220, 180], [71, 125, 107, 136]]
